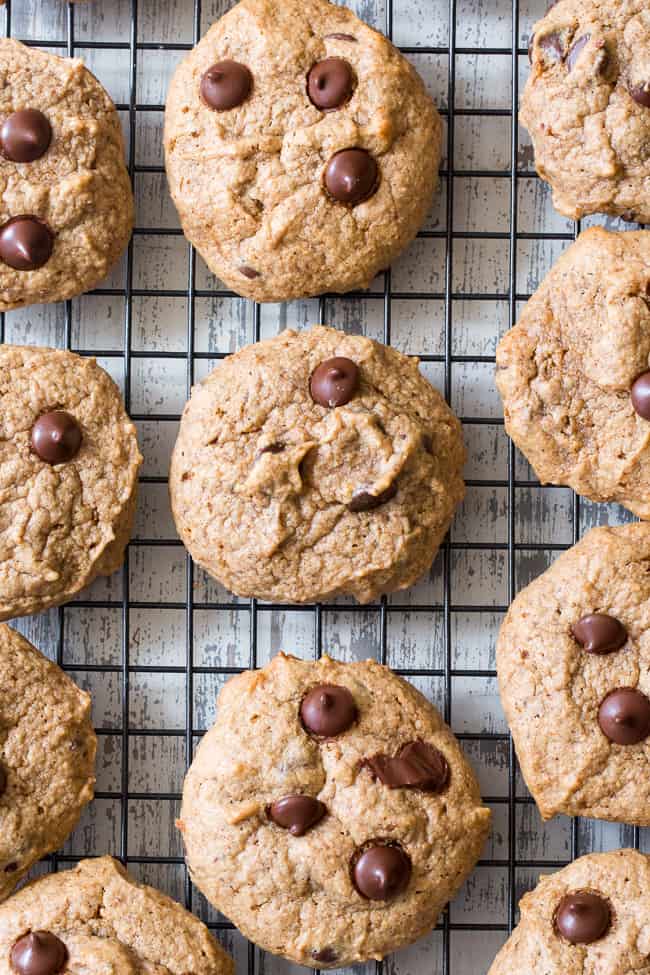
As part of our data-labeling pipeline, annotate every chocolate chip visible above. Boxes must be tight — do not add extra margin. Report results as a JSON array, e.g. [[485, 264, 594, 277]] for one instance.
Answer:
[[312, 948, 337, 964], [267, 795, 326, 836], [362, 740, 449, 793], [348, 482, 398, 512], [0, 764, 6, 797], [310, 356, 359, 408], [554, 891, 610, 944], [324, 148, 378, 205], [308, 58, 354, 110], [566, 34, 590, 71], [0, 110, 51, 163], [31, 412, 82, 465], [238, 265, 260, 279], [631, 371, 650, 419], [0, 216, 53, 271], [10, 932, 67, 975], [629, 82, 650, 108], [324, 33, 357, 41], [538, 32, 564, 62], [300, 683, 357, 737], [571, 613, 627, 654], [4, 862, 17, 873], [598, 688, 650, 745], [352, 843, 411, 901], [200, 61, 253, 111], [422, 434, 433, 454]]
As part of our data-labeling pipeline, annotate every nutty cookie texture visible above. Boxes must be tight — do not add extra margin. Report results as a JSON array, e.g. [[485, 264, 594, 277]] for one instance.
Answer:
[[496, 228, 650, 517], [163, 0, 441, 303], [178, 653, 490, 967], [488, 850, 650, 975], [169, 325, 465, 604], [0, 623, 95, 902], [522, 0, 650, 223], [498, 523, 650, 825], [0, 39, 133, 311], [0, 345, 142, 620], [0, 856, 235, 975]]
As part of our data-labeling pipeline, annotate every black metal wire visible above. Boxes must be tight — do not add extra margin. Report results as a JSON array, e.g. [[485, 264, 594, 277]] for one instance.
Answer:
[[0, 0, 612, 964]]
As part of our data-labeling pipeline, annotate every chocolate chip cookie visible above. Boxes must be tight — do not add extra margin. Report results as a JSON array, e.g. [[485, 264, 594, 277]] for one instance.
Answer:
[[0, 856, 234, 974], [0, 623, 95, 901], [178, 653, 490, 968], [0, 345, 142, 620], [163, 0, 441, 302], [498, 523, 650, 825], [0, 38, 133, 311], [169, 325, 465, 604], [522, 1, 650, 223], [496, 228, 650, 517], [488, 850, 650, 975]]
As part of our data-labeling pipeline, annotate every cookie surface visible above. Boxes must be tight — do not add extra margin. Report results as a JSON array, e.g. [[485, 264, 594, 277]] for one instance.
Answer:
[[498, 524, 650, 824], [179, 653, 490, 967], [0, 39, 133, 311], [521, 0, 650, 223], [496, 228, 650, 517], [0, 624, 95, 901], [488, 850, 650, 975], [164, 0, 440, 302], [170, 325, 464, 604], [0, 345, 142, 620], [0, 856, 235, 974]]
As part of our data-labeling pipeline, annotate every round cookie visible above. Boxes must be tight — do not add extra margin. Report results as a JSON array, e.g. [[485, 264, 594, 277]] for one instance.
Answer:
[[169, 325, 465, 604], [0, 38, 133, 311], [163, 0, 441, 302], [0, 856, 235, 974], [178, 652, 491, 968], [0, 344, 142, 620], [488, 850, 650, 975], [0, 623, 96, 902], [496, 228, 650, 517], [522, 0, 650, 223], [498, 523, 650, 825]]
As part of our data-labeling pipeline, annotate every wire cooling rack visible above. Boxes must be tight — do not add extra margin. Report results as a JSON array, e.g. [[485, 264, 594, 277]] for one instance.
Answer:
[[0, 0, 645, 972]]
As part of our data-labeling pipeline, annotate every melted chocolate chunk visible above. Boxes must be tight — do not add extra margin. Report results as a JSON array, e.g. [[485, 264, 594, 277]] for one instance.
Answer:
[[348, 482, 397, 512], [239, 265, 260, 279], [631, 371, 650, 419], [363, 740, 449, 792]]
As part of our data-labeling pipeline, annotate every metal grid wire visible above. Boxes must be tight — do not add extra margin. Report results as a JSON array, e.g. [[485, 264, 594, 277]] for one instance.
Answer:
[[0, 0, 640, 971]]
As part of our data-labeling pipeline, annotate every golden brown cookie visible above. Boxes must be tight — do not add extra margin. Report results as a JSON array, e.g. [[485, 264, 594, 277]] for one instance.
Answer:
[[169, 325, 465, 604], [488, 850, 650, 975], [498, 523, 650, 825], [179, 653, 490, 968], [0, 856, 235, 974], [0, 345, 142, 620], [522, 0, 650, 223], [164, 0, 441, 302], [496, 228, 650, 517], [0, 39, 133, 310], [0, 623, 96, 902]]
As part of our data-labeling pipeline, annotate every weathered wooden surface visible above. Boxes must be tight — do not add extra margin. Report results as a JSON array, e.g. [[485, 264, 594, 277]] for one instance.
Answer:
[[1, 0, 644, 972]]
